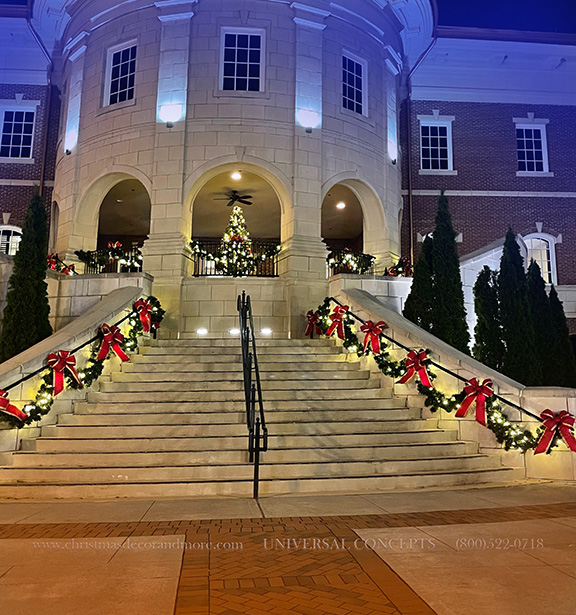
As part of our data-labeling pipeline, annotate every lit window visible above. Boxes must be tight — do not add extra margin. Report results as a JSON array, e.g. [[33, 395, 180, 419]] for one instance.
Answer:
[[0, 110, 35, 159], [104, 43, 137, 106], [417, 112, 456, 174], [221, 29, 264, 92], [342, 53, 367, 116], [0, 226, 22, 255], [523, 234, 556, 284]]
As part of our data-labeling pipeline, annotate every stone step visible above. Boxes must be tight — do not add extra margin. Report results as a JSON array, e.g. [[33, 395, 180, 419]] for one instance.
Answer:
[[10, 442, 478, 467], [74, 397, 406, 413], [99, 377, 382, 393], [86, 387, 387, 404], [111, 370, 372, 383], [41, 418, 435, 439], [0, 468, 524, 499], [154, 339, 336, 348], [131, 353, 354, 364], [120, 361, 361, 373], [0, 454, 501, 484], [140, 346, 342, 356], [58, 407, 421, 426], [22, 428, 453, 453]]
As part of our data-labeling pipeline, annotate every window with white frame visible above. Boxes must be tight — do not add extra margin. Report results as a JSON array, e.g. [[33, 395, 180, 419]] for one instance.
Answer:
[[104, 43, 137, 106], [0, 226, 22, 255], [523, 234, 557, 284], [342, 53, 367, 116], [220, 29, 265, 92], [418, 112, 456, 174], [0, 109, 35, 159], [514, 116, 550, 175]]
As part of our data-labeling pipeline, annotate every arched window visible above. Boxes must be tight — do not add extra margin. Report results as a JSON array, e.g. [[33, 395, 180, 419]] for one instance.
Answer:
[[522, 233, 557, 284], [0, 225, 22, 255]]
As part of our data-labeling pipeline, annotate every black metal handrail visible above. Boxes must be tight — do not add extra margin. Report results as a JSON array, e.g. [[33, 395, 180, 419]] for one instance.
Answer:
[[83, 246, 143, 275], [237, 291, 268, 499], [192, 240, 280, 278], [327, 297, 543, 424]]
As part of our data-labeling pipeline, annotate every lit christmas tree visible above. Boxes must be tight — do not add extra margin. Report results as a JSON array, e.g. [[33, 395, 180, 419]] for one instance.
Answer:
[[215, 205, 257, 276]]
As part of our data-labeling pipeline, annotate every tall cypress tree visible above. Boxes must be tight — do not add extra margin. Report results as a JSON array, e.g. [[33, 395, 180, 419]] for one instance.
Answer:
[[498, 228, 541, 385], [548, 285, 576, 387], [527, 260, 556, 385], [403, 235, 434, 332], [0, 191, 52, 362], [473, 266, 504, 370], [430, 191, 470, 353]]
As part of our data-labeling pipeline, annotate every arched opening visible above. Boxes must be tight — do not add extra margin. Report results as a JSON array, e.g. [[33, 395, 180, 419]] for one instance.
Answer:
[[190, 169, 282, 277], [97, 179, 151, 248]]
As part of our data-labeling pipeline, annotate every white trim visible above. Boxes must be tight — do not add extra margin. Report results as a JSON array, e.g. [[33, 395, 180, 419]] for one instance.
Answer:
[[102, 39, 138, 108], [417, 112, 455, 173], [402, 189, 576, 198], [514, 115, 551, 175], [0, 179, 54, 187], [342, 50, 369, 118], [516, 171, 554, 178], [219, 27, 266, 93]]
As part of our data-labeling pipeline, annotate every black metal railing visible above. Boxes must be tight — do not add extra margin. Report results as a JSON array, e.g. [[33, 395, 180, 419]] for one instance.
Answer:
[[237, 291, 268, 499], [192, 240, 280, 277], [327, 296, 544, 424], [327, 250, 375, 277], [83, 246, 143, 275]]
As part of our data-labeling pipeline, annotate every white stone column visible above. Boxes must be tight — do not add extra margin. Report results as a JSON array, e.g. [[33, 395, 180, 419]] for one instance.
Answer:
[[142, 0, 196, 332]]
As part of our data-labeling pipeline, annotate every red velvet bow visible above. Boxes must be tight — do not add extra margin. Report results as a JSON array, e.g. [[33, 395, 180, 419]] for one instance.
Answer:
[[305, 311, 321, 339], [396, 350, 433, 388], [108, 241, 122, 249], [97, 324, 130, 362], [535, 409, 576, 455], [46, 350, 83, 396], [134, 299, 152, 333], [360, 320, 388, 355], [326, 306, 349, 340], [455, 378, 494, 427], [0, 389, 27, 422], [60, 264, 75, 276], [47, 254, 58, 271]]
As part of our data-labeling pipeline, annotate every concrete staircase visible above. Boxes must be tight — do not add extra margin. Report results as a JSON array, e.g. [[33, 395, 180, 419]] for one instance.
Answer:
[[0, 338, 522, 499]]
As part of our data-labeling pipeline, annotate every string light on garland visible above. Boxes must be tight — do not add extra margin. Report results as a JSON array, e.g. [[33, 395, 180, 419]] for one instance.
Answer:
[[383, 257, 414, 277], [0, 296, 165, 429], [327, 249, 375, 275], [307, 297, 572, 455]]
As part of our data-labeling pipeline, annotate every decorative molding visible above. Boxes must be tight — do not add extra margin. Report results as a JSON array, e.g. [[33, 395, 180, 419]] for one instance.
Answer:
[[291, 3, 331, 18], [402, 190, 576, 198], [0, 179, 54, 187], [293, 17, 327, 30], [158, 12, 195, 22]]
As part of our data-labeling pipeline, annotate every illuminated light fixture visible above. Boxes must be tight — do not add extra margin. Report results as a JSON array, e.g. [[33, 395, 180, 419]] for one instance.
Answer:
[[229, 328, 241, 336], [231, 171, 242, 181], [336, 202, 346, 210], [261, 328, 273, 336], [158, 103, 184, 128], [196, 328, 208, 336], [64, 128, 78, 154], [296, 109, 321, 133]]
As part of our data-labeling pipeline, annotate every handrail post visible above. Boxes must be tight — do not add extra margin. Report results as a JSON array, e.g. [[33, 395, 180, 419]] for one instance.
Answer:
[[253, 418, 261, 500]]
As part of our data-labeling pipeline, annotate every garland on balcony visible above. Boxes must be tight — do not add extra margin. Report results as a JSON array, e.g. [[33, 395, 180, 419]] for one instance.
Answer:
[[0, 296, 164, 429], [327, 249, 375, 275], [75, 242, 143, 271], [47, 254, 76, 276], [383, 257, 413, 278], [308, 298, 569, 455]]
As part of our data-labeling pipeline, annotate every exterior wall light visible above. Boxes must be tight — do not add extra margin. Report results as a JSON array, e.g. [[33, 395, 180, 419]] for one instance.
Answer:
[[229, 328, 241, 335], [261, 328, 273, 336], [336, 202, 346, 210], [158, 103, 184, 128], [231, 171, 242, 181], [296, 109, 321, 133], [196, 328, 208, 336]]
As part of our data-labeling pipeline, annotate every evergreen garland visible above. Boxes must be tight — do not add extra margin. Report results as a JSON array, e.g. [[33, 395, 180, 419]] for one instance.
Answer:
[[548, 286, 576, 388], [473, 266, 504, 371], [430, 191, 470, 353], [403, 235, 434, 332], [0, 191, 52, 363], [498, 228, 542, 385]]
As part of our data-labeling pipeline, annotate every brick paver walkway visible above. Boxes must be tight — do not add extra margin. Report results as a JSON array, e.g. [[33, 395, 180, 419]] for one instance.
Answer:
[[2, 501, 576, 614]]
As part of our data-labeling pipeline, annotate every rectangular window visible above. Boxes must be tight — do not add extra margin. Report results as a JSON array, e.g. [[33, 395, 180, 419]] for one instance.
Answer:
[[0, 110, 35, 159], [420, 124, 452, 171], [105, 43, 137, 106], [221, 30, 264, 92], [516, 126, 547, 173], [342, 54, 366, 115]]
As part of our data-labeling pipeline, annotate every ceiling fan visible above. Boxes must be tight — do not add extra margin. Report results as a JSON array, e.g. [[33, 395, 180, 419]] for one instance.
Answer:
[[214, 190, 253, 207]]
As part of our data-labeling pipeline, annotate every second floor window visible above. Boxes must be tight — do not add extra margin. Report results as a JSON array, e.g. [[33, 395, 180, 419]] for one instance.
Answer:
[[105, 43, 137, 106], [420, 123, 450, 171], [516, 126, 548, 173], [0, 110, 35, 159], [221, 30, 264, 92], [342, 54, 366, 115]]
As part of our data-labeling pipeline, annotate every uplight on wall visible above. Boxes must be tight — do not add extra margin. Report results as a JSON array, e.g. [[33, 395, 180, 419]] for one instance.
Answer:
[[296, 109, 321, 133], [229, 328, 241, 336], [261, 328, 273, 336], [158, 103, 184, 128], [64, 128, 78, 154], [196, 328, 208, 336]]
